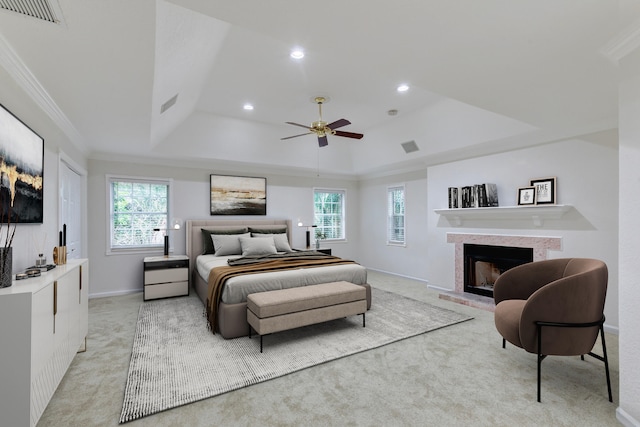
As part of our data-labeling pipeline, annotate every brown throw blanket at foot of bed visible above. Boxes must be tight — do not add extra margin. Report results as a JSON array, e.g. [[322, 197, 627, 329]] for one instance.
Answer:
[[206, 254, 358, 334]]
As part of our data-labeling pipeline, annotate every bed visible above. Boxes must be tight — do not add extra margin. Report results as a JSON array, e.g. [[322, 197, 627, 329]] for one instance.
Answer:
[[186, 219, 371, 339]]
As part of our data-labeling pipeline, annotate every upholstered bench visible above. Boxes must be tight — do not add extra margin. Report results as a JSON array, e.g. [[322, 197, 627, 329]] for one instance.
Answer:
[[247, 281, 367, 352]]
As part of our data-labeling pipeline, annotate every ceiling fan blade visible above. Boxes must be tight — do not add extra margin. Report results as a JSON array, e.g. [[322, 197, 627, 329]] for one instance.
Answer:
[[281, 132, 312, 140], [318, 135, 328, 147], [285, 121, 311, 130], [334, 130, 364, 139], [327, 118, 351, 130]]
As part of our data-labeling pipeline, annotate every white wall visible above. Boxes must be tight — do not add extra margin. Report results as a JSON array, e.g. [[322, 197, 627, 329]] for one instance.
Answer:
[[617, 47, 640, 426], [357, 170, 429, 281], [86, 158, 361, 297], [426, 138, 619, 328], [0, 66, 87, 275], [357, 136, 619, 328]]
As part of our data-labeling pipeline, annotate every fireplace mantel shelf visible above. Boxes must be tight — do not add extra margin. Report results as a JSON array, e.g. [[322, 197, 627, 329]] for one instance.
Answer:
[[434, 205, 572, 227]]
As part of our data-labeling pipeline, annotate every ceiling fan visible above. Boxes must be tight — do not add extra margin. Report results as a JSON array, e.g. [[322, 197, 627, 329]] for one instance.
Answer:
[[281, 97, 364, 147]]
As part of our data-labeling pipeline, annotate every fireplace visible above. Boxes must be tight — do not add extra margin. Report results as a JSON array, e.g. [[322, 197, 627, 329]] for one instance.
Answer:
[[463, 244, 533, 297], [443, 233, 562, 311]]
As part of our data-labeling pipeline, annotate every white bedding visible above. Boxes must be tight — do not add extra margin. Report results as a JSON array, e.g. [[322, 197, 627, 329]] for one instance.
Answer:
[[196, 254, 368, 304]]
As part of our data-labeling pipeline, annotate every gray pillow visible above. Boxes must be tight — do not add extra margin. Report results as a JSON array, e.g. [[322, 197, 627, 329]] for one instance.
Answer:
[[251, 233, 292, 252], [211, 232, 251, 256], [248, 225, 287, 234], [239, 236, 277, 256], [201, 227, 248, 254]]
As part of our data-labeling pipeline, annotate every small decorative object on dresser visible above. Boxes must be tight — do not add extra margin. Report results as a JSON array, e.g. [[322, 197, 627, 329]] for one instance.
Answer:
[[0, 247, 12, 288], [143, 255, 189, 301], [529, 177, 557, 205]]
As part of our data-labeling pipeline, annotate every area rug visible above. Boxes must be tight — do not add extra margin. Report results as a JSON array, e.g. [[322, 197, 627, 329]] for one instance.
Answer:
[[119, 287, 472, 423]]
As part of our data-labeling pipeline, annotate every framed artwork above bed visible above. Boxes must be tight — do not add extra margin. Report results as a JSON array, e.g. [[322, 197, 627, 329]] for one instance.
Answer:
[[210, 174, 266, 215]]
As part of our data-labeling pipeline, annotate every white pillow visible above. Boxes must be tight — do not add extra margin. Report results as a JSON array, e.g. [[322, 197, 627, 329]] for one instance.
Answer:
[[239, 236, 277, 256], [251, 233, 293, 253], [211, 232, 251, 256]]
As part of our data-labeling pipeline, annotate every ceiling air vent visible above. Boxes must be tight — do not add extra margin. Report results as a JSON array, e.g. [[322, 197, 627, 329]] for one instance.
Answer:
[[160, 94, 178, 114], [401, 140, 419, 154], [0, 0, 63, 24]]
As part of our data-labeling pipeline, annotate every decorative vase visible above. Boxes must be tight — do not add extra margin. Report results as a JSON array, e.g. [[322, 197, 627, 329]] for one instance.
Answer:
[[0, 247, 12, 288], [315, 240, 320, 249]]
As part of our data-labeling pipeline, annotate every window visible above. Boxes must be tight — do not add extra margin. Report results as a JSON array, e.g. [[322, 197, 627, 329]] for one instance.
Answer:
[[387, 185, 405, 245], [314, 188, 346, 240], [108, 176, 171, 252]]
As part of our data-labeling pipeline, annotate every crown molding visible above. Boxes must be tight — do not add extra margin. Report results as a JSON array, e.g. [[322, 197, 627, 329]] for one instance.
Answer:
[[600, 17, 640, 63], [0, 32, 85, 152]]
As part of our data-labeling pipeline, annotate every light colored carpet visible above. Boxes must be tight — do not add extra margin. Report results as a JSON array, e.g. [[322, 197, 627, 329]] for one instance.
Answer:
[[37, 270, 620, 426], [120, 287, 472, 423]]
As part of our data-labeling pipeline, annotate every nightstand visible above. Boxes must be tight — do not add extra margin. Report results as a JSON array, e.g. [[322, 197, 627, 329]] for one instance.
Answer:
[[143, 255, 189, 301], [315, 248, 332, 255]]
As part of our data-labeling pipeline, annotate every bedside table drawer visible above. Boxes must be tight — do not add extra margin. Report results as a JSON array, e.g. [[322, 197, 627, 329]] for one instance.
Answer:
[[144, 268, 188, 285], [144, 281, 189, 300]]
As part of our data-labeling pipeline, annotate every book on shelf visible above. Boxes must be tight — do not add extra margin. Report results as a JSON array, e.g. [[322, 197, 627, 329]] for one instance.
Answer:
[[448, 187, 459, 208], [483, 183, 499, 207], [449, 183, 499, 208]]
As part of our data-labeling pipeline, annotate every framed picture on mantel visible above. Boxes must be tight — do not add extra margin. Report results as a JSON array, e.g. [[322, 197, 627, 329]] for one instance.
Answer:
[[517, 187, 536, 206], [529, 177, 556, 205]]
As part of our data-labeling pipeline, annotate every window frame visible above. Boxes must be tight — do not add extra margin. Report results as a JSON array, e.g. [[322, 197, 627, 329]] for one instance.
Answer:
[[387, 184, 406, 247], [106, 175, 174, 255], [313, 187, 346, 242]]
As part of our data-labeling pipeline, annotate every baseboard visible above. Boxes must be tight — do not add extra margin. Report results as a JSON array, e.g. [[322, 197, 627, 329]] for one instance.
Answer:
[[89, 289, 142, 299], [365, 267, 429, 285], [617, 407, 640, 427], [604, 323, 619, 335], [426, 284, 451, 292]]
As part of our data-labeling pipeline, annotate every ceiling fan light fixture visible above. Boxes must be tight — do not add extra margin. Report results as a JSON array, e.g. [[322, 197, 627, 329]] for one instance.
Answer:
[[243, 103, 254, 110], [397, 84, 410, 92], [281, 96, 364, 147]]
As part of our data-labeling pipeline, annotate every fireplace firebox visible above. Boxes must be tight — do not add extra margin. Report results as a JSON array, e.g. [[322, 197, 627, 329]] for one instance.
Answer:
[[463, 244, 533, 297]]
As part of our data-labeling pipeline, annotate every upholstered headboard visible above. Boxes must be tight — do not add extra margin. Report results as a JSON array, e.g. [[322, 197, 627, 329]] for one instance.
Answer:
[[185, 218, 292, 283]]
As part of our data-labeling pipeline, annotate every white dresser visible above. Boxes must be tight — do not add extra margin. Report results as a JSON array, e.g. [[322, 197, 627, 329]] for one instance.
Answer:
[[0, 259, 88, 427]]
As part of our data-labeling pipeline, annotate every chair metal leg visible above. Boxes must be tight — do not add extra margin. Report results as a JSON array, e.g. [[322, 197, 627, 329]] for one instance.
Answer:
[[536, 316, 612, 403], [587, 325, 613, 402], [601, 326, 613, 402], [502, 338, 506, 349], [537, 324, 543, 402]]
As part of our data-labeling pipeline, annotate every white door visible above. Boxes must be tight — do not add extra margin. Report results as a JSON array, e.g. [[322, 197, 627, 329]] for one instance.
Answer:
[[60, 161, 83, 259]]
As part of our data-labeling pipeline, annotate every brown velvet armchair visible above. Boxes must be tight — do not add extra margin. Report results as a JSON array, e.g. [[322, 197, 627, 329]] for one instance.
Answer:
[[493, 258, 612, 402]]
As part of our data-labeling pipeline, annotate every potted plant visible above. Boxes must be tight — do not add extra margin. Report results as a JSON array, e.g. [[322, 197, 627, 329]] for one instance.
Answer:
[[314, 230, 326, 249]]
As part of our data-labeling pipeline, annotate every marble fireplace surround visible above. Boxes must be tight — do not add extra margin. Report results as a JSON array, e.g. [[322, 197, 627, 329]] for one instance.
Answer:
[[440, 233, 562, 311]]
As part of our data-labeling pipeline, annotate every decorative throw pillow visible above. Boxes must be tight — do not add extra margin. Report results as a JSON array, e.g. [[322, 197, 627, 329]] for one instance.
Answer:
[[239, 236, 277, 256], [251, 233, 292, 253], [248, 225, 287, 234], [211, 232, 251, 256], [201, 227, 248, 254]]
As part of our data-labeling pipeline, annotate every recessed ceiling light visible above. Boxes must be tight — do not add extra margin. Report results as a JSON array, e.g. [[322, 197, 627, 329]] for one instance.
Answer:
[[397, 84, 409, 92], [290, 49, 305, 59], [243, 103, 254, 110]]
